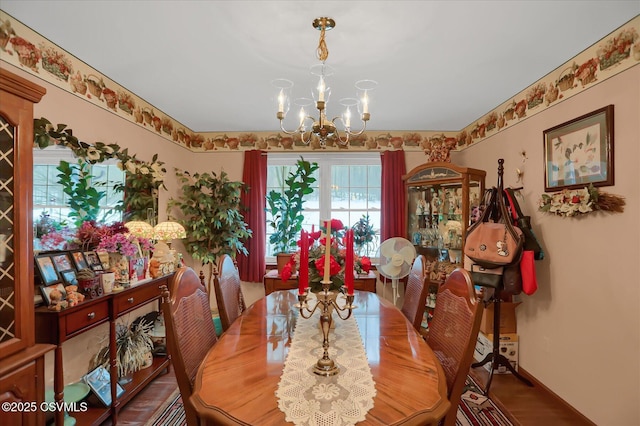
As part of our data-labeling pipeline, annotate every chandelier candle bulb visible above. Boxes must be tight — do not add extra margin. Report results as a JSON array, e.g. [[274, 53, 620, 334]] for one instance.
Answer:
[[344, 108, 351, 128], [323, 220, 331, 283], [278, 90, 284, 113], [318, 77, 325, 102], [362, 93, 369, 114]]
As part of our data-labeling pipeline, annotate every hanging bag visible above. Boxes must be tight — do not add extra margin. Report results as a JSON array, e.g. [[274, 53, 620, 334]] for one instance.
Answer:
[[504, 188, 544, 260], [464, 185, 524, 269]]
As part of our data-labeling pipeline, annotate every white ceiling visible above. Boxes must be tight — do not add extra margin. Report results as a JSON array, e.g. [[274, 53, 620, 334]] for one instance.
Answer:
[[2, 1, 638, 133]]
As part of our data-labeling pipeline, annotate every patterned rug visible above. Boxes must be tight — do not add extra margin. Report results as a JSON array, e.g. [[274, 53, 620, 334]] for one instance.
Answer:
[[146, 375, 513, 426]]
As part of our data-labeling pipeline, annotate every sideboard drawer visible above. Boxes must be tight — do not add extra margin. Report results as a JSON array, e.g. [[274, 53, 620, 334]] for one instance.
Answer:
[[113, 282, 164, 315], [65, 301, 109, 336]]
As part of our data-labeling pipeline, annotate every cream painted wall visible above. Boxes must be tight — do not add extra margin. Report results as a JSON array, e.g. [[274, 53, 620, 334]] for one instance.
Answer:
[[5, 59, 639, 424], [453, 66, 640, 426]]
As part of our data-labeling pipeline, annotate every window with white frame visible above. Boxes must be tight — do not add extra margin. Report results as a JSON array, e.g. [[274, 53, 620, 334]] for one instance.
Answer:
[[33, 147, 124, 226], [266, 152, 381, 261]]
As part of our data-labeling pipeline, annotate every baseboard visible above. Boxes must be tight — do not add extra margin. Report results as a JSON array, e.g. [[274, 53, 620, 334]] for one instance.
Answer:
[[517, 367, 597, 426]]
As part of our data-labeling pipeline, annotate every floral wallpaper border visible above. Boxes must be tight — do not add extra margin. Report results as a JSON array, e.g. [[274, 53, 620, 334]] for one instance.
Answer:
[[1, 11, 638, 161]]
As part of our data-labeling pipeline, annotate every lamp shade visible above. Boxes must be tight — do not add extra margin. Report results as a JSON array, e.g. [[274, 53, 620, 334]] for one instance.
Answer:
[[125, 221, 154, 239], [154, 221, 187, 241]]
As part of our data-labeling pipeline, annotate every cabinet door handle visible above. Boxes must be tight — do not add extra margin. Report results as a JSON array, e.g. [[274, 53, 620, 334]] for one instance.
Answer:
[[87, 312, 95, 320], [128, 297, 134, 304]]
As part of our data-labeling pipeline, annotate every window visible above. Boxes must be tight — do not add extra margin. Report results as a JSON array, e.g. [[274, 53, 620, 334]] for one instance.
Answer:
[[266, 153, 381, 260], [33, 147, 124, 225]]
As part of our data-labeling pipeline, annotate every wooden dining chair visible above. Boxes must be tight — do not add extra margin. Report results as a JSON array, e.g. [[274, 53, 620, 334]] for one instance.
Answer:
[[400, 255, 430, 331], [162, 267, 218, 426], [213, 254, 246, 332], [425, 268, 483, 426]]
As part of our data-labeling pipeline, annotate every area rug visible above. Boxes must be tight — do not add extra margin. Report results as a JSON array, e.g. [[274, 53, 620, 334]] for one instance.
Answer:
[[147, 375, 513, 426]]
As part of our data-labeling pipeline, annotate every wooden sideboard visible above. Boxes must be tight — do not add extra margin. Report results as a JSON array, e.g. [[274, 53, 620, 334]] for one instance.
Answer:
[[35, 274, 173, 425], [264, 269, 377, 295]]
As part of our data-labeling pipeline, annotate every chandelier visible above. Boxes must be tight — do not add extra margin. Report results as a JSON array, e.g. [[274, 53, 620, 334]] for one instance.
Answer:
[[274, 17, 377, 147]]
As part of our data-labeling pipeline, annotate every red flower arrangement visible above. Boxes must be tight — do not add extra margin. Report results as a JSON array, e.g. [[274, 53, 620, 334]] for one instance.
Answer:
[[281, 219, 372, 292]]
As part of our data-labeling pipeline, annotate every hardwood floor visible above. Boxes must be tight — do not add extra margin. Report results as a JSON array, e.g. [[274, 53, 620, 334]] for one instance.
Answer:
[[108, 364, 594, 425]]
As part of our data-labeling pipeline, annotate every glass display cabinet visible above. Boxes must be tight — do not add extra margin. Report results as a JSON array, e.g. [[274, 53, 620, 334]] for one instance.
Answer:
[[403, 162, 485, 266]]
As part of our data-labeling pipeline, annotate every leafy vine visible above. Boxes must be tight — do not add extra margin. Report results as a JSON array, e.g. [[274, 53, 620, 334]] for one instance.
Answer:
[[33, 117, 166, 221]]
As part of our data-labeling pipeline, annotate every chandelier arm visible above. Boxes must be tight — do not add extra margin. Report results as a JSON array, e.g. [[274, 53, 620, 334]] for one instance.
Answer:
[[331, 116, 369, 137], [298, 130, 313, 145], [331, 126, 350, 146], [279, 120, 301, 136]]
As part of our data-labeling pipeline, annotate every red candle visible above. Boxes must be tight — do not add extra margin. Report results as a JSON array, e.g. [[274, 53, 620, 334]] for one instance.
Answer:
[[323, 220, 331, 282], [345, 229, 354, 295], [299, 230, 308, 294]]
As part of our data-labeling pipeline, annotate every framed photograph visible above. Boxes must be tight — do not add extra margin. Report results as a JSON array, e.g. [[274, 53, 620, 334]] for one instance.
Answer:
[[83, 366, 125, 407], [35, 254, 61, 286], [543, 105, 614, 191], [51, 253, 73, 273], [129, 257, 147, 281], [84, 251, 104, 271], [40, 283, 67, 306], [70, 250, 89, 270], [60, 269, 78, 286]]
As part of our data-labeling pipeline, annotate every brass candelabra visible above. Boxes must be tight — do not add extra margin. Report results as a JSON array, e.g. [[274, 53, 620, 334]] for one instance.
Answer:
[[296, 280, 356, 376]]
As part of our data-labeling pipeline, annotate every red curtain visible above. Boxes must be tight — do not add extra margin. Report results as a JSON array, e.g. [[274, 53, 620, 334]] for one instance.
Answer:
[[237, 150, 267, 282], [380, 150, 406, 242]]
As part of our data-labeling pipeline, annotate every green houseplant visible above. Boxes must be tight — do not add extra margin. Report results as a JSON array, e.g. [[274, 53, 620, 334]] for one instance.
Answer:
[[266, 157, 319, 267], [57, 158, 106, 228], [169, 168, 252, 286]]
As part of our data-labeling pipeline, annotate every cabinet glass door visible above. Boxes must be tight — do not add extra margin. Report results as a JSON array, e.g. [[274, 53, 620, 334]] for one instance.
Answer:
[[0, 116, 15, 343], [405, 163, 485, 266]]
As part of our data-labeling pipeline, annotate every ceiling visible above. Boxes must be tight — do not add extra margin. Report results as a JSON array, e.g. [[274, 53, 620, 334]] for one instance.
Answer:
[[2, 1, 638, 133]]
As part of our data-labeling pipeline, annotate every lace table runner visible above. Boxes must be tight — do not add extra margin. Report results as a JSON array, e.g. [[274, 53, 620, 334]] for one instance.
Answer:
[[276, 299, 376, 426]]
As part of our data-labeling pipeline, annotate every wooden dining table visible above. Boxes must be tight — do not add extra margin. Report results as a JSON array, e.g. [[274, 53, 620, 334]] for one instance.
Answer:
[[191, 290, 450, 425]]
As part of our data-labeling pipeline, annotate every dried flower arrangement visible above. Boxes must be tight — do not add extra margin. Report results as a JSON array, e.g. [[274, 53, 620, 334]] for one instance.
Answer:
[[539, 184, 625, 217]]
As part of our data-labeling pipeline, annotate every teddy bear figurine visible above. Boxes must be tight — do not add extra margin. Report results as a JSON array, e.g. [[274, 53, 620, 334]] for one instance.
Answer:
[[64, 285, 86, 307], [47, 288, 68, 311]]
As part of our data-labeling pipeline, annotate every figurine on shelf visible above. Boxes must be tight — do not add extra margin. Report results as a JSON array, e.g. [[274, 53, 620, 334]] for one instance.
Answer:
[[431, 189, 443, 216], [47, 288, 68, 311], [65, 285, 85, 307], [454, 188, 463, 215], [416, 198, 429, 216]]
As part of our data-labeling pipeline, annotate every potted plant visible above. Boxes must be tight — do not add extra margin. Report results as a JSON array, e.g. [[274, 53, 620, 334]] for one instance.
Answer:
[[57, 158, 106, 228], [90, 317, 154, 382], [266, 157, 319, 273], [352, 214, 377, 257], [169, 168, 252, 287]]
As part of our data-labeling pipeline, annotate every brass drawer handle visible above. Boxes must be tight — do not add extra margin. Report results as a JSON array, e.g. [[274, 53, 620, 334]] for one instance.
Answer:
[[87, 312, 95, 320], [128, 297, 134, 304]]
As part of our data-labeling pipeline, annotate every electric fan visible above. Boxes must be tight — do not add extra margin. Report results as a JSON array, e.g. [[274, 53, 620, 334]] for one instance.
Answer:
[[375, 237, 417, 305]]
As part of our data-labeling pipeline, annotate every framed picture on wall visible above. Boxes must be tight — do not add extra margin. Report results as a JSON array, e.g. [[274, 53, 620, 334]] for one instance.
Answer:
[[543, 105, 614, 192], [70, 250, 89, 270], [51, 253, 73, 273], [35, 254, 61, 286]]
